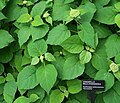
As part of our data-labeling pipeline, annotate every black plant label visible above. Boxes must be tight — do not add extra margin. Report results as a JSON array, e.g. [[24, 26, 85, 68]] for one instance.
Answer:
[[82, 80, 105, 91]]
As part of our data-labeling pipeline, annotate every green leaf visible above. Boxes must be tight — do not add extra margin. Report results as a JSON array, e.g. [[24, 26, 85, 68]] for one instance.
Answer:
[[114, 2, 120, 12], [31, 24, 49, 41], [17, 13, 32, 23], [113, 81, 120, 96], [29, 94, 39, 102], [67, 79, 82, 94], [17, 65, 38, 89], [52, 56, 65, 79], [0, 12, 7, 20], [66, 99, 80, 103], [0, 1, 6, 10], [62, 56, 85, 80], [114, 71, 120, 81], [45, 16, 52, 25], [46, 24, 71, 45], [92, 40, 109, 70], [103, 89, 120, 103], [95, 94, 104, 103], [95, 69, 114, 91], [115, 14, 120, 28], [92, 21, 112, 38], [36, 64, 57, 94], [0, 30, 14, 49], [105, 35, 120, 58], [31, 1, 46, 17], [27, 86, 45, 103], [14, 96, 31, 103], [0, 63, 4, 75], [64, 0, 74, 4], [45, 53, 56, 62], [78, 22, 96, 48], [0, 76, 5, 84], [0, 84, 4, 95], [3, 1, 28, 21], [115, 53, 120, 64], [79, 50, 92, 64], [85, 62, 97, 78], [61, 35, 84, 54], [18, 25, 31, 47], [52, 0, 70, 21], [0, 47, 13, 63], [94, 7, 117, 24], [3, 81, 17, 103], [93, 0, 111, 8], [21, 55, 31, 66], [50, 89, 64, 103], [31, 15, 44, 26], [79, 2, 96, 22], [5, 73, 15, 82], [28, 39, 47, 57], [31, 56, 39, 65]]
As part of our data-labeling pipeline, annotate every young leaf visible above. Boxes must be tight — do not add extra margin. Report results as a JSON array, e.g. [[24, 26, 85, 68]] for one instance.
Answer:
[[0, 30, 14, 49], [50, 89, 64, 103], [79, 50, 92, 64], [46, 24, 71, 45], [45, 16, 53, 26], [31, 15, 44, 26], [114, 2, 120, 12], [17, 65, 38, 89], [5, 73, 15, 82], [45, 53, 56, 62], [14, 96, 31, 103], [36, 64, 57, 94], [62, 56, 85, 80], [61, 35, 84, 54], [115, 14, 120, 28], [31, 56, 39, 65], [29, 94, 39, 102], [17, 13, 32, 23]]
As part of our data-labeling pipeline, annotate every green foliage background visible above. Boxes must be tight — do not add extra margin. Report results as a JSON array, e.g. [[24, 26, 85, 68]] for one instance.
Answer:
[[0, 0, 120, 103]]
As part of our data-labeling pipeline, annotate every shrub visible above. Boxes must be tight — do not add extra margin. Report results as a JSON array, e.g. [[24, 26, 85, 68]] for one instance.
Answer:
[[0, 0, 120, 103]]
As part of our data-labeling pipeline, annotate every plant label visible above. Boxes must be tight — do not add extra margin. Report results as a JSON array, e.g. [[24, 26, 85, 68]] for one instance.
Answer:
[[82, 80, 105, 91]]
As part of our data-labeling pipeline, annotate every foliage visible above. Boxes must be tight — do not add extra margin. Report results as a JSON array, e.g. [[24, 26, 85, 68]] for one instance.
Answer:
[[0, 0, 120, 103]]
